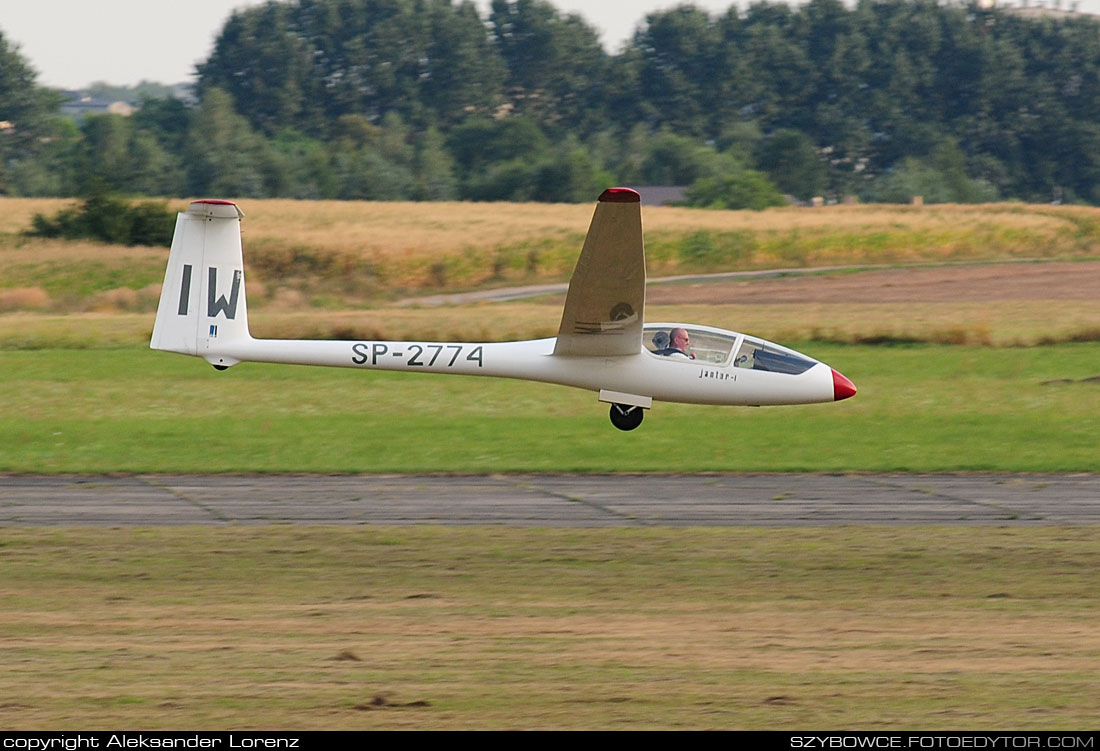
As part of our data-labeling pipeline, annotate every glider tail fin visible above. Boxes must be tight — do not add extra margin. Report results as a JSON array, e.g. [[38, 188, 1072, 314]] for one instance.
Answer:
[[150, 200, 251, 366]]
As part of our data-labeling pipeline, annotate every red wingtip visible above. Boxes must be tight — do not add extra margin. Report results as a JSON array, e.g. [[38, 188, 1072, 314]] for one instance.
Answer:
[[832, 369, 857, 401], [598, 187, 641, 203]]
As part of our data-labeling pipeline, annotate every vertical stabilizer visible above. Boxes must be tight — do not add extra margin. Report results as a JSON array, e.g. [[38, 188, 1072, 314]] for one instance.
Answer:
[[150, 200, 250, 365]]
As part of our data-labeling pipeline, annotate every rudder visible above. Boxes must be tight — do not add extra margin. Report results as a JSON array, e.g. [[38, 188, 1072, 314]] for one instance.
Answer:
[[150, 200, 251, 365]]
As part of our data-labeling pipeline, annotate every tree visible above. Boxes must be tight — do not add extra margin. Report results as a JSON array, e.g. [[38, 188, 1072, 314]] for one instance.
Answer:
[[755, 129, 826, 201], [4, 118, 80, 196], [183, 88, 280, 197], [77, 115, 134, 193], [127, 131, 183, 196], [132, 97, 191, 156], [418, 0, 508, 127], [414, 126, 458, 200], [327, 115, 417, 200], [633, 131, 726, 186], [463, 158, 538, 201], [0, 30, 64, 193], [489, 0, 610, 133], [196, 1, 318, 135], [198, 0, 506, 135], [630, 5, 722, 137], [269, 129, 336, 198], [863, 145, 999, 205], [11, 0, 1100, 205], [446, 117, 548, 175], [738, 4, 813, 131], [533, 137, 612, 203]]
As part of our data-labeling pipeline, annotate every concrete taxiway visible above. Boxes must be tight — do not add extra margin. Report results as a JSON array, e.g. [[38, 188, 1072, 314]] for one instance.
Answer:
[[1, 474, 1097, 526]]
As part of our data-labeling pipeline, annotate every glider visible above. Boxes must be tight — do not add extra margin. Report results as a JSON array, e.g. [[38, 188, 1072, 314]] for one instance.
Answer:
[[151, 189, 856, 430]]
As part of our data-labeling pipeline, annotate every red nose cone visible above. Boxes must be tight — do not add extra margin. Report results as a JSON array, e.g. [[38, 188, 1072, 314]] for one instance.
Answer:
[[832, 369, 857, 401]]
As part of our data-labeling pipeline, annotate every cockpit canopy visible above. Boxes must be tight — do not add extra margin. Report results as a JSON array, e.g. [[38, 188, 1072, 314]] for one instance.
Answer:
[[643, 323, 818, 375]]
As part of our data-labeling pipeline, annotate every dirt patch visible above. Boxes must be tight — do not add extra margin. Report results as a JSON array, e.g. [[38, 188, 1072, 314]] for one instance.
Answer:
[[645, 261, 1100, 305]]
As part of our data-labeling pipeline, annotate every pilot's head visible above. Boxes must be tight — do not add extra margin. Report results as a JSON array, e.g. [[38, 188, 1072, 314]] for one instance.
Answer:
[[670, 328, 690, 352]]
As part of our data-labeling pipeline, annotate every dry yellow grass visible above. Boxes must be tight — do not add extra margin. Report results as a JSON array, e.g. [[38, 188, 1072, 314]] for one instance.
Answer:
[[235, 198, 1089, 248], [3, 196, 1099, 311], [229, 199, 1099, 283], [0, 287, 51, 312], [0, 197, 76, 234], [3, 298, 1097, 349], [0, 236, 164, 265], [235, 198, 594, 255], [241, 300, 1100, 347], [0, 237, 167, 312]]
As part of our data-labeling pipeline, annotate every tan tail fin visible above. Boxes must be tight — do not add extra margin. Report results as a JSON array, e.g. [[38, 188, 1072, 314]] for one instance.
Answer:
[[553, 188, 645, 357]]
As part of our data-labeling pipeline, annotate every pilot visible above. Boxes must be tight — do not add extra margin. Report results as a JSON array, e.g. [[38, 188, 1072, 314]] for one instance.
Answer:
[[654, 327, 695, 359]]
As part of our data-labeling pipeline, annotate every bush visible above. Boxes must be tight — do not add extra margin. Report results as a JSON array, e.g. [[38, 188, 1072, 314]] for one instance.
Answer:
[[684, 169, 787, 210], [27, 193, 176, 247]]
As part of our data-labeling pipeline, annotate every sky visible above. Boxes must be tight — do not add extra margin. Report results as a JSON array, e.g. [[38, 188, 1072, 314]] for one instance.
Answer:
[[4, 0, 1100, 90]]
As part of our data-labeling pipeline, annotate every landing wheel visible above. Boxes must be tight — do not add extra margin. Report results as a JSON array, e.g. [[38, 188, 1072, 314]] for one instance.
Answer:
[[609, 403, 644, 431], [212, 364, 229, 371]]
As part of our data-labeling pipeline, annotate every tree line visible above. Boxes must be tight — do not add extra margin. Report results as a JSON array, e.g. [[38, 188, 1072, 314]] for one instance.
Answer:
[[3, 0, 1100, 206]]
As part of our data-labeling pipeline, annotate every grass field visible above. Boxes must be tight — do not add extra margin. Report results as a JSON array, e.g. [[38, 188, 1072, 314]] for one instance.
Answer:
[[3, 197, 1099, 312], [2, 345, 1098, 473], [2, 525, 1098, 729], [2, 197, 1098, 730]]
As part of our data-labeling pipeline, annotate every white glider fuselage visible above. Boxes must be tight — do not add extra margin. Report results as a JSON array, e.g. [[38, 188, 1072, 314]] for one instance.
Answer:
[[208, 332, 838, 408], [151, 191, 855, 430]]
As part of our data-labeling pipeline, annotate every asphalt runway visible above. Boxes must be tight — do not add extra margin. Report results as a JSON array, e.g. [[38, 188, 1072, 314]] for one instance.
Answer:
[[1, 474, 1098, 526]]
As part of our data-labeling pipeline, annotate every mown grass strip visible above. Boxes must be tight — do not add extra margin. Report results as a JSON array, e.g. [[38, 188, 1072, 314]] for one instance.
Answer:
[[1, 525, 1097, 729], [2, 345, 1097, 473]]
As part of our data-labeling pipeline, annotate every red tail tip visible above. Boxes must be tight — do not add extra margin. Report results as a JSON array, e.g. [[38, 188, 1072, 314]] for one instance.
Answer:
[[598, 187, 641, 203]]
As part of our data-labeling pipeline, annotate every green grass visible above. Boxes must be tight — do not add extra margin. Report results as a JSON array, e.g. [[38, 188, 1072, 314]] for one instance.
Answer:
[[1, 525, 1098, 729], [2, 344, 1098, 473]]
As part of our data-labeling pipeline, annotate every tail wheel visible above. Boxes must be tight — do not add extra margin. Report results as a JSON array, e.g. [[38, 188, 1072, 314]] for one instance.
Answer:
[[609, 403, 644, 431]]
